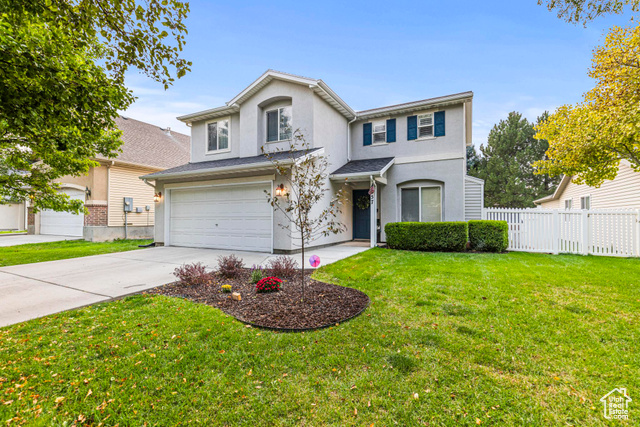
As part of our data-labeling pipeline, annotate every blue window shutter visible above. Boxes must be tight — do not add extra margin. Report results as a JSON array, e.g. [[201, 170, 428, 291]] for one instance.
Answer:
[[434, 111, 445, 137], [386, 119, 396, 143], [407, 115, 417, 140], [363, 122, 372, 146]]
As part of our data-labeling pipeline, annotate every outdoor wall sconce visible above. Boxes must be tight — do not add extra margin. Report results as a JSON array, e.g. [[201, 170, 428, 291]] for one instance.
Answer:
[[153, 192, 162, 202], [275, 184, 286, 197], [85, 186, 91, 198]]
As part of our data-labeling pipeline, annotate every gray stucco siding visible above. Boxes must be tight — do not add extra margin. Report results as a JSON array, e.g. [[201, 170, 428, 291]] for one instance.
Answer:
[[379, 158, 466, 241], [350, 104, 466, 162]]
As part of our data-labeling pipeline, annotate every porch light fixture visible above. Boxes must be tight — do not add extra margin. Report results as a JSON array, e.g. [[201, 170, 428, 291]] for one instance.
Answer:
[[275, 184, 286, 197], [153, 192, 162, 202], [85, 186, 91, 198]]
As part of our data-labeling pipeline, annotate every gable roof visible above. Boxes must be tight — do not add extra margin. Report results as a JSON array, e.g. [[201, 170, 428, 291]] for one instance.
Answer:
[[177, 70, 356, 124], [330, 157, 395, 177], [356, 91, 474, 120], [176, 70, 472, 125], [97, 116, 190, 170]]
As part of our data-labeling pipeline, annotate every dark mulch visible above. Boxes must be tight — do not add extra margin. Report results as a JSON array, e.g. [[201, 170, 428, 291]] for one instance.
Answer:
[[146, 269, 369, 331]]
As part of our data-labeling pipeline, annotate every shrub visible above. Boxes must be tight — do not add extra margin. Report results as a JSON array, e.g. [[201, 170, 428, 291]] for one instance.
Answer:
[[468, 220, 508, 252], [255, 276, 282, 293], [384, 222, 468, 252], [217, 254, 244, 278], [173, 262, 211, 285], [249, 265, 264, 284], [221, 284, 232, 293], [266, 255, 298, 278]]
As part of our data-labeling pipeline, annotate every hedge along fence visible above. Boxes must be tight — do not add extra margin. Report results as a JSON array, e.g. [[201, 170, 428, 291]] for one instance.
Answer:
[[385, 221, 468, 252], [468, 220, 508, 252]]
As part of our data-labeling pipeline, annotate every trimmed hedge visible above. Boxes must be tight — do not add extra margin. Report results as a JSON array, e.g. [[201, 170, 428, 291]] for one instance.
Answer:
[[385, 221, 468, 252], [468, 220, 508, 252]]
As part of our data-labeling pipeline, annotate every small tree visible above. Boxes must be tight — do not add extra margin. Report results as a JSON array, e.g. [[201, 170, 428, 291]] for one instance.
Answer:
[[263, 131, 347, 301]]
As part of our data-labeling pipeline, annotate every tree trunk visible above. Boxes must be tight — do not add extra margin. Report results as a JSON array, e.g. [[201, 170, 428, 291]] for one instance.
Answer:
[[300, 237, 305, 302]]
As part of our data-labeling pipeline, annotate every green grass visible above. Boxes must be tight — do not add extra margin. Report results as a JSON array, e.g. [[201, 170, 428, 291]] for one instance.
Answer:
[[0, 239, 152, 267], [0, 230, 26, 234], [1, 249, 638, 425]]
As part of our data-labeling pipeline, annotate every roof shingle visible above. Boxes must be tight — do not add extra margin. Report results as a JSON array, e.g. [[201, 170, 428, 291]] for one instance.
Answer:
[[331, 157, 395, 176], [95, 116, 190, 169], [144, 148, 322, 179]]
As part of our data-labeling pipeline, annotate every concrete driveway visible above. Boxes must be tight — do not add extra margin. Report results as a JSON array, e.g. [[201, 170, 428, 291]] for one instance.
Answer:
[[0, 243, 369, 327], [0, 234, 82, 247]]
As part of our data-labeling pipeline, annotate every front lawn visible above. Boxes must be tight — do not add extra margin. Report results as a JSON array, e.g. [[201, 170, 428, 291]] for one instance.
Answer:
[[0, 239, 152, 267], [1, 249, 638, 425]]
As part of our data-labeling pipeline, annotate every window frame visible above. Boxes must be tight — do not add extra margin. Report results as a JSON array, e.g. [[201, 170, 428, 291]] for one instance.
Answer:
[[416, 112, 435, 140], [400, 185, 443, 223], [564, 199, 573, 210], [205, 117, 231, 154], [265, 106, 293, 143], [371, 120, 387, 145], [580, 195, 591, 210]]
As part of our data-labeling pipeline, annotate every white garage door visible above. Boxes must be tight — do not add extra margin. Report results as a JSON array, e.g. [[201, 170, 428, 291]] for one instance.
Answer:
[[40, 189, 85, 237], [169, 183, 272, 252]]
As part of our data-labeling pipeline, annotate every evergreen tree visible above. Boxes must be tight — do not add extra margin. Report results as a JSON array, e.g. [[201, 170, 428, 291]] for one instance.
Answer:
[[472, 112, 561, 208], [466, 145, 481, 173]]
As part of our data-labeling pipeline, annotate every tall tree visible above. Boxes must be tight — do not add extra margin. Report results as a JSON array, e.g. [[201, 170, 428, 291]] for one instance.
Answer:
[[535, 25, 640, 186], [466, 145, 481, 173], [0, 1, 190, 212], [472, 112, 560, 208], [263, 131, 347, 302], [538, 0, 639, 24]]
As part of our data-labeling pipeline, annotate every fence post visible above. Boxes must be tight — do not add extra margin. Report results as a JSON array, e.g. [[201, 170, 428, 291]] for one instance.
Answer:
[[636, 210, 640, 257], [581, 210, 590, 255], [552, 209, 559, 255], [481, 207, 487, 220]]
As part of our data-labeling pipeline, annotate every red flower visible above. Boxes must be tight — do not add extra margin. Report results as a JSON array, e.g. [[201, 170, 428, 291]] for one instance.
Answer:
[[256, 276, 282, 293]]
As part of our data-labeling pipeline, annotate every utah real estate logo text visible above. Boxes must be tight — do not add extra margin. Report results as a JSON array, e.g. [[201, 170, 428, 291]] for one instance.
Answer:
[[600, 388, 632, 420]]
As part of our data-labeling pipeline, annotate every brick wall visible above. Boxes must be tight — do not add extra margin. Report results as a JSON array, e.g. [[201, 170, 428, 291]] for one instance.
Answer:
[[85, 205, 108, 226], [27, 207, 35, 226]]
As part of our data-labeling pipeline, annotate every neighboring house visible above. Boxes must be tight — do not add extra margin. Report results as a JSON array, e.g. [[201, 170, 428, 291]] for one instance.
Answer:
[[142, 70, 483, 253], [534, 160, 640, 210], [29, 117, 190, 241], [0, 199, 26, 231]]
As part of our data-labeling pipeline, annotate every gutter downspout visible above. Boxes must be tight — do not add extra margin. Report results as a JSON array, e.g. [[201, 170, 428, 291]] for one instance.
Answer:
[[347, 115, 357, 162]]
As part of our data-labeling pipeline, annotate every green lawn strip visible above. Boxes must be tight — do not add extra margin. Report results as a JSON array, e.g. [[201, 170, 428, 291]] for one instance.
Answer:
[[0, 239, 152, 267], [0, 230, 26, 235], [0, 249, 638, 425]]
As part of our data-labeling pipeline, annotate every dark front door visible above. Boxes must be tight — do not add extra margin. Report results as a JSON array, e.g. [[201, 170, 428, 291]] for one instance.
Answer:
[[352, 189, 371, 240]]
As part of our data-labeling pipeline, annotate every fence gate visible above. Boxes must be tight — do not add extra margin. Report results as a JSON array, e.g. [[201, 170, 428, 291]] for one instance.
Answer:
[[483, 208, 640, 257]]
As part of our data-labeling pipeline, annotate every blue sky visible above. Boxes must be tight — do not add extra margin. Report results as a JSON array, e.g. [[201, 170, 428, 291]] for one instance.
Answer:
[[122, 0, 632, 147]]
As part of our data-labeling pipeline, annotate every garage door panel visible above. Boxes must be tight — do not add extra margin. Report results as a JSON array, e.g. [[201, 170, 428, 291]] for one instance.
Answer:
[[40, 189, 85, 237], [169, 183, 272, 252]]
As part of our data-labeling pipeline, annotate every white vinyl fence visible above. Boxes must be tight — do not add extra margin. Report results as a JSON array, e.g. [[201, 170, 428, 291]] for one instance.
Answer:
[[483, 208, 640, 257]]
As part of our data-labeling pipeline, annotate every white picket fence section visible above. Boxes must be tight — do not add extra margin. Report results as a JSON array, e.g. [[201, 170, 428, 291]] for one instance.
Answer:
[[483, 208, 640, 257]]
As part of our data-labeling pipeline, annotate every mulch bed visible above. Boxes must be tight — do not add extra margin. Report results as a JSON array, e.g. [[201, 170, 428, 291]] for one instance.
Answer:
[[146, 269, 369, 331]]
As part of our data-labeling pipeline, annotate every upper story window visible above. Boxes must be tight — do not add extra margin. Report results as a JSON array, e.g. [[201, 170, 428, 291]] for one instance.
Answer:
[[207, 118, 230, 153], [408, 111, 445, 140], [266, 106, 292, 142], [363, 119, 396, 145], [580, 195, 591, 210], [372, 121, 386, 143], [418, 113, 434, 138]]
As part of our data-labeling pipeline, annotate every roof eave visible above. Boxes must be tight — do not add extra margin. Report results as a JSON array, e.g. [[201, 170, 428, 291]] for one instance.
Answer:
[[357, 92, 473, 120], [177, 105, 240, 124]]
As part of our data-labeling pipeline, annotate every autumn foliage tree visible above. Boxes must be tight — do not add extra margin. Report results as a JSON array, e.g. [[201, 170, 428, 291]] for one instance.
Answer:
[[0, 1, 191, 212], [263, 131, 347, 301], [534, 25, 640, 186]]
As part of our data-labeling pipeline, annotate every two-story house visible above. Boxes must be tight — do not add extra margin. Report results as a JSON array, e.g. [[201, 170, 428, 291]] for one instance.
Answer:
[[142, 70, 484, 253]]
